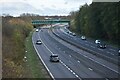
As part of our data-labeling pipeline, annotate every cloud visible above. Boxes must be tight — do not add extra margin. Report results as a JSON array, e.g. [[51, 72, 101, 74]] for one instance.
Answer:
[[41, 7, 69, 16], [0, 2, 69, 16], [0, 0, 92, 16], [1, 2, 42, 16]]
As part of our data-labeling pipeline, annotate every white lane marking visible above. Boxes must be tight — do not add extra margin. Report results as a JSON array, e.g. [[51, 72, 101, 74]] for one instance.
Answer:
[[38, 31, 54, 55], [69, 55, 71, 57], [86, 57, 119, 74], [38, 30, 82, 79], [59, 28, 74, 38], [73, 72, 76, 75], [32, 32, 55, 80], [107, 51, 114, 55], [109, 49, 116, 52], [88, 68, 93, 71], [77, 60, 80, 63], [68, 68, 70, 70], [89, 42, 94, 45], [75, 75, 79, 78], [98, 48, 103, 51], [60, 60, 82, 80], [90, 46, 95, 48], [52, 28, 120, 75], [70, 70, 73, 72], [84, 55, 87, 58], [106, 78, 109, 80], [53, 29, 118, 62], [51, 28, 119, 74]]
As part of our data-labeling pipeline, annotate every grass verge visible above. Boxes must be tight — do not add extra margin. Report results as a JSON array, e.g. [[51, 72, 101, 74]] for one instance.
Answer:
[[24, 30, 51, 79]]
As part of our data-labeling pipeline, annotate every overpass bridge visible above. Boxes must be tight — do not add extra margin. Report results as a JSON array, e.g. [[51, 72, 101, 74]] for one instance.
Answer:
[[32, 20, 70, 28]]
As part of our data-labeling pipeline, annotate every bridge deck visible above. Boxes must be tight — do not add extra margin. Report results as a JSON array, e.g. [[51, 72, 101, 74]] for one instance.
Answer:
[[32, 20, 70, 24]]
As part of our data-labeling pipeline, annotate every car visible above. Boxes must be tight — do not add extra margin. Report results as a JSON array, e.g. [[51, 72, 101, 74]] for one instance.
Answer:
[[36, 39, 42, 45], [118, 50, 120, 56], [69, 31, 72, 34], [97, 43, 106, 49], [95, 40, 101, 44], [66, 31, 69, 33], [36, 29, 39, 32], [72, 33, 76, 36], [50, 54, 59, 62], [81, 36, 86, 40]]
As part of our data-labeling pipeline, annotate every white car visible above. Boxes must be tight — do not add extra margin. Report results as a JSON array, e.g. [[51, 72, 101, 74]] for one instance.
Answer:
[[36, 39, 42, 45], [72, 33, 76, 36], [81, 36, 86, 40], [119, 50, 120, 56], [69, 31, 72, 34], [95, 40, 101, 44], [36, 29, 39, 32]]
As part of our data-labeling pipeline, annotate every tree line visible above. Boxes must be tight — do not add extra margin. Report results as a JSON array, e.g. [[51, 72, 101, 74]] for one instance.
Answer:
[[70, 2, 119, 46]]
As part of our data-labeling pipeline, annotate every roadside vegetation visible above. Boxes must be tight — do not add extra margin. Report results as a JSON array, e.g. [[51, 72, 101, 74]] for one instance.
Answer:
[[25, 30, 50, 78], [2, 16, 50, 78], [70, 2, 119, 46]]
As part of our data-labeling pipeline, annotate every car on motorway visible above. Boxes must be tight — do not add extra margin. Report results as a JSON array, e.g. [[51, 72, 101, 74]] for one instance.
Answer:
[[36, 29, 39, 32], [50, 54, 59, 62], [66, 31, 72, 34], [95, 40, 101, 44], [66, 31, 69, 33], [97, 43, 106, 49], [72, 33, 76, 36], [118, 50, 120, 56], [36, 39, 42, 45], [69, 31, 72, 35], [81, 36, 86, 40]]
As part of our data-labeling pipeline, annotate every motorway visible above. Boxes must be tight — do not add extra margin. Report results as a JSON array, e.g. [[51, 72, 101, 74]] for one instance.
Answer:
[[52, 26, 119, 65], [32, 25, 119, 79]]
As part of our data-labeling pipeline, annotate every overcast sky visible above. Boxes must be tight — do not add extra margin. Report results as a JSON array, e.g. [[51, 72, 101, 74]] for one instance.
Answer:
[[0, 0, 93, 16]]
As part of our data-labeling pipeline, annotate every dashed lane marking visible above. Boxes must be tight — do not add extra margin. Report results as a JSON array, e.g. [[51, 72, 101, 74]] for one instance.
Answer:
[[88, 68, 93, 71], [107, 51, 114, 55], [38, 30, 82, 80]]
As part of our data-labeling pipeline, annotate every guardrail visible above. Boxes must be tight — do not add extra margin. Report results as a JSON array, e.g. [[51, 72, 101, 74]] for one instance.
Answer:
[[51, 28, 119, 66]]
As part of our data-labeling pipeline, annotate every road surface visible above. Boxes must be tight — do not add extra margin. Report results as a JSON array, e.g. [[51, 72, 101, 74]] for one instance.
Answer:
[[32, 26, 119, 80]]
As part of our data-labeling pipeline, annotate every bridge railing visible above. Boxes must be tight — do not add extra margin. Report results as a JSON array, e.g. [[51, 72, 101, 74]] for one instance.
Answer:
[[32, 20, 70, 25]]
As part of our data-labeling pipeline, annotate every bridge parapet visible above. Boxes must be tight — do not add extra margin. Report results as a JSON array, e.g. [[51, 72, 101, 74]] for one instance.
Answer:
[[32, 20, 70, 25]]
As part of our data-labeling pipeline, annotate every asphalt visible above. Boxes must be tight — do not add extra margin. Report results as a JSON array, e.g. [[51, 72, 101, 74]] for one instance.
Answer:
[[52, 27, 119, 64], [32, 27, 119, 79], [32, 31, 78, 79]]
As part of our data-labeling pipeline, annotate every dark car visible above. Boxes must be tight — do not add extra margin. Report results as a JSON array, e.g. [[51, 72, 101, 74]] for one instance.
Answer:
[[50, 54, 59, 62], [36, 39, 42, 45], [97, 43, 106, 49]]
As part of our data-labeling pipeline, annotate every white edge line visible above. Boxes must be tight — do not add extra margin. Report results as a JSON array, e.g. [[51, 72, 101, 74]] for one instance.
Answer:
[[52, 29, 119, 73], [38, 29, 82, 80], [32, 32, 55, 80]]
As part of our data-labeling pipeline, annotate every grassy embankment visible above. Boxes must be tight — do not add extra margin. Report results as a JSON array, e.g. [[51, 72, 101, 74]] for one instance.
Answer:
[[2, 17, 50, 78], [25, 30, 50, 78]]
